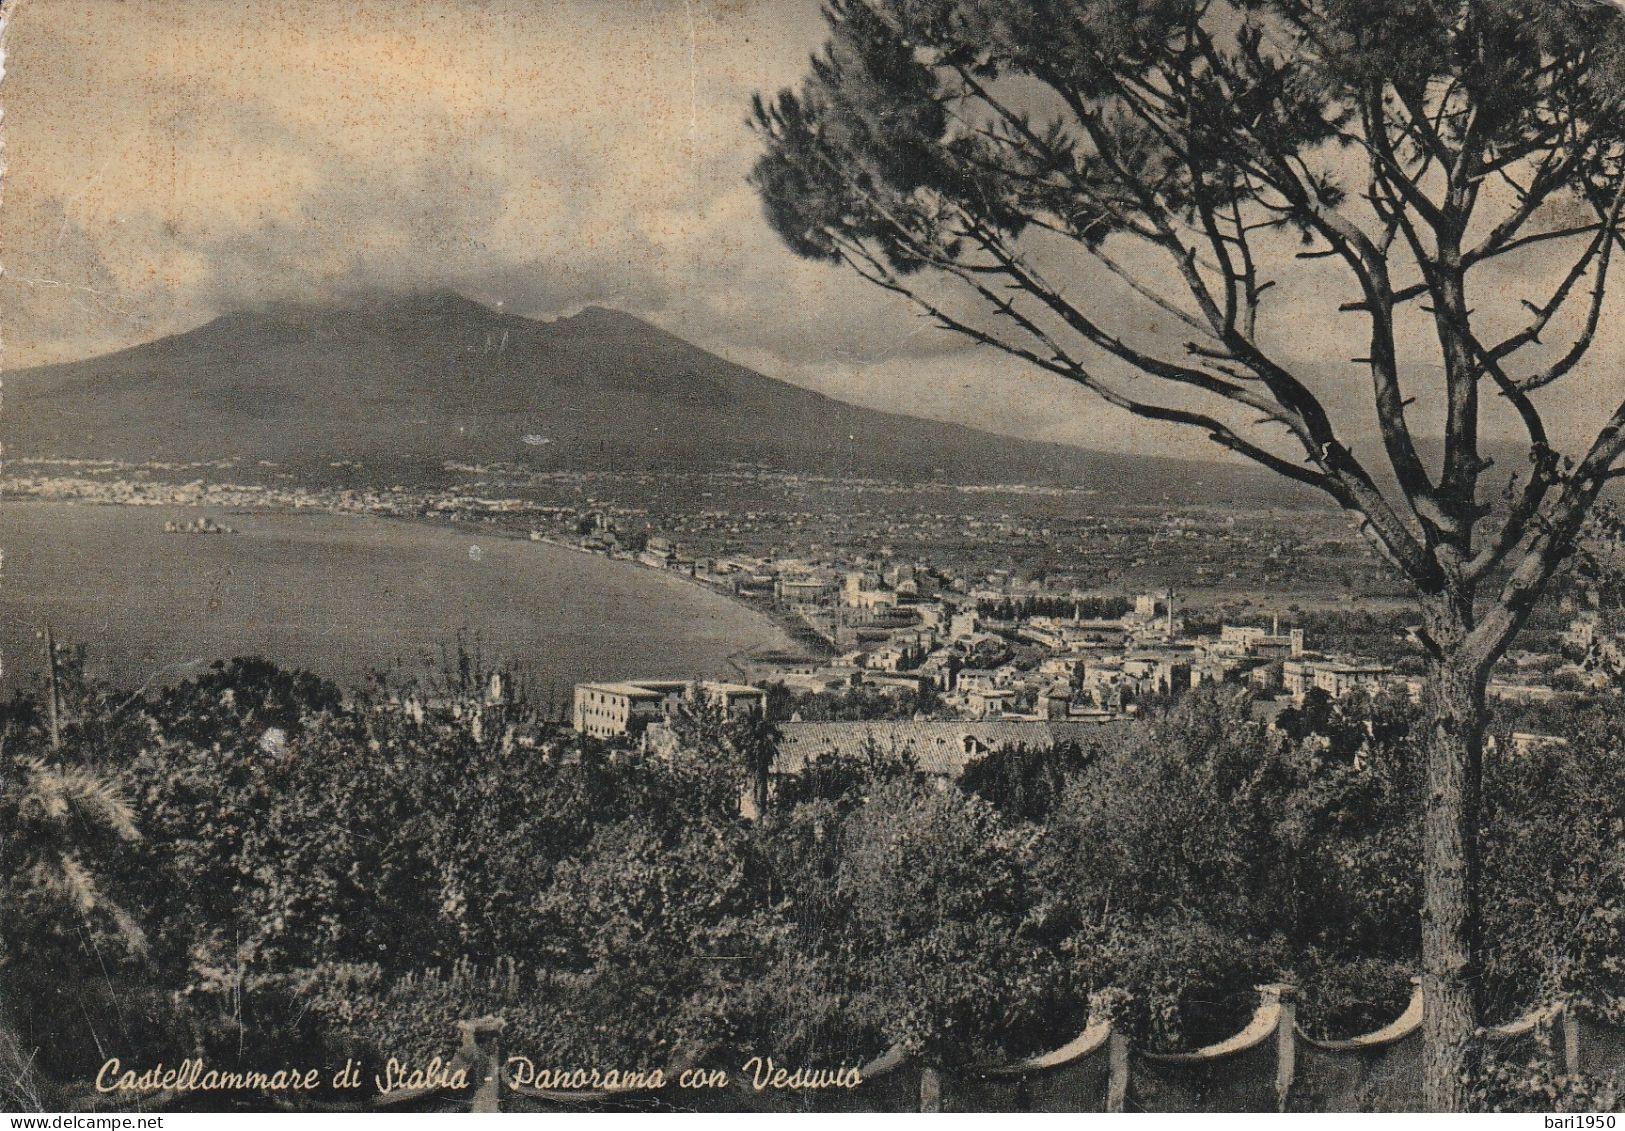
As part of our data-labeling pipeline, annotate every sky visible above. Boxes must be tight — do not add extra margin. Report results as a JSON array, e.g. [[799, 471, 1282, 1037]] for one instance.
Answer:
[[5, 0, 1625, 465]]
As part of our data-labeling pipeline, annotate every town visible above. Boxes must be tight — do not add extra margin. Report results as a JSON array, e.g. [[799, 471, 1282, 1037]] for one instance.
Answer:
[[14, 455, 1623, 775], [570, 578, 1619, 783]]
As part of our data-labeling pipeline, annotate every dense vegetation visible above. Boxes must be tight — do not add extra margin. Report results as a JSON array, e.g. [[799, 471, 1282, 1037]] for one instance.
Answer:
[[4, 648, 1623, 1110], [762, 681, 945, 722]]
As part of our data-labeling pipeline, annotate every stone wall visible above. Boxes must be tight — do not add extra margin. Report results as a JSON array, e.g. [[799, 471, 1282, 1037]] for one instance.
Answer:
[[72, 982, 1622, 1113]]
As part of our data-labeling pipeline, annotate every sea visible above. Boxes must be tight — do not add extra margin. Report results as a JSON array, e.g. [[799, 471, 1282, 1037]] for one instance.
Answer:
[[0, 501, 794, 696]]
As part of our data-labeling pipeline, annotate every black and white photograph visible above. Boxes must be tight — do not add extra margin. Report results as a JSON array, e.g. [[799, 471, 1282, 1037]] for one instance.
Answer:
[[6, 0, 1625, 1117]]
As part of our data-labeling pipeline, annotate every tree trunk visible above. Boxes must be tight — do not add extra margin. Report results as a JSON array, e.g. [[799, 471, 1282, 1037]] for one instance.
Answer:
[[1418, 604, 1488, 1113], [44, 624, 63, 752], [754, 758, 770, 821]]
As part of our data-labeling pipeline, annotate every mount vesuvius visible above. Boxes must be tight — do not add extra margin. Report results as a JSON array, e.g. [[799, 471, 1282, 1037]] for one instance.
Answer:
[[3, 290, 1304, 502]]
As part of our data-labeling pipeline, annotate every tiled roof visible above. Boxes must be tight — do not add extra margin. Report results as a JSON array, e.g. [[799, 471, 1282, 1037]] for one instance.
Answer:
[[575, 681, 672, 698]]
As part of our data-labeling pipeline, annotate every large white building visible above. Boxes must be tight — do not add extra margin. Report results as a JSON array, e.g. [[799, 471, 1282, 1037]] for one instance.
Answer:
[[573, 679, 767, 738], [1282, 659, 1395, 701]]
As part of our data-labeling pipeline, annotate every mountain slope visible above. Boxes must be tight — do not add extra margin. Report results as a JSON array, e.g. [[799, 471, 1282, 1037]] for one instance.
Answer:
[[3, 290, 1312, 501]]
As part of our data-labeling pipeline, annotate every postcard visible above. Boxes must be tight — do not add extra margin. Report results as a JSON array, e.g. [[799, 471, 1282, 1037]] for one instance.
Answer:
[[4, 0, 1624, 1118]]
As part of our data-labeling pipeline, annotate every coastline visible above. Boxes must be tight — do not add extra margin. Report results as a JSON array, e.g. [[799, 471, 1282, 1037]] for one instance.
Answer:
[[5, 489, 835, 662], [0, 497, 806, 690], [471, 528, 836, 663]]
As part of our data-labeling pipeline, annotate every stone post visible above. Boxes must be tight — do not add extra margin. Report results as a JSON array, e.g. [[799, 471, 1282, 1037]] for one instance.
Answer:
[[1258, 983, 1298, 1112], [44, 625, 62, 751], [457, 1015, 506, 1113], [1561, 1002, 1582, 1078], [1106, 1029, 1130, 1113], [918, 1065, 942, 1112]]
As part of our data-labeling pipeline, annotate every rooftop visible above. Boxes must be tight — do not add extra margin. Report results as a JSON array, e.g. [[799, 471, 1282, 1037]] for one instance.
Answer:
[[576, 679, 690, 697]]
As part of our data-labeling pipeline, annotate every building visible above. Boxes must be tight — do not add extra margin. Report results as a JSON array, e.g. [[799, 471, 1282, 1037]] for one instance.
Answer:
[[573, 679, 767, 738], [955, 667, 999, 693], [846, 588, 900, 612], [863, 672, 932, 694], [1039, 654, 1087, 684], [1129, 590, 1177, 637], [1122, 653, 1192, 695], [917, 651, 958, 690], [1217, 621, 1305, 658], [870, 645, 910, 672], [842, 570, 881, 605], [772, 670, 857, 695], [966, 687, 1017, 718], [776, 574, 839, 606], [703, 681, 771, 720], [1040, 684, 1073, 719], [1283, 658, 1395, 701], [573, 680, 683, 738]]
